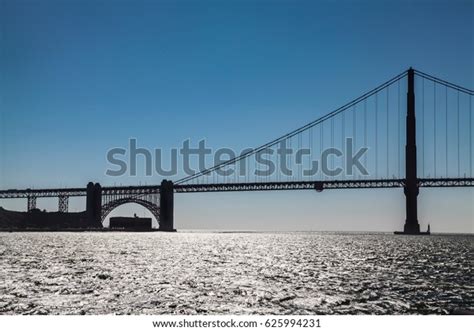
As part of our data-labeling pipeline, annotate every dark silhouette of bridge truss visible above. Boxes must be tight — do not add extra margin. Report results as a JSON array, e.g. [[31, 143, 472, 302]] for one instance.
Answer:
[[1, 68, 473, 233]]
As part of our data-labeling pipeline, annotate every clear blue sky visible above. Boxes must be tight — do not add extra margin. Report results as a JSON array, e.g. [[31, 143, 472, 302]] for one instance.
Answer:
[[0, 0, 472, 232]]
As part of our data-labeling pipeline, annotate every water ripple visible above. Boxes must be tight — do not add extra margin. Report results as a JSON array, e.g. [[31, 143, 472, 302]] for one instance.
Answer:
[[0, 232, 472, 314]]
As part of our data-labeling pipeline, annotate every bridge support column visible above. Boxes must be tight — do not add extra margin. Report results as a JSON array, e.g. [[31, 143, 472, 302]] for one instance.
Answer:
[[27, 196, 37, 211], [397, 68, 422, 235], [86, 182, 102, 227], [159, 179, 175, 231], [58, 195, 69, 213]]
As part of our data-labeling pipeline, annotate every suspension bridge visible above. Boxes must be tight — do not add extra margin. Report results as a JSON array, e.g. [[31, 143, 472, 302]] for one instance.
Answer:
[[0, 68, 473, 234]]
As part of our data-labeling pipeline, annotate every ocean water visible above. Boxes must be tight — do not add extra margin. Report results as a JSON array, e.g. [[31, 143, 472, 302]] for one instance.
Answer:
[[0, 232, 472, 315]]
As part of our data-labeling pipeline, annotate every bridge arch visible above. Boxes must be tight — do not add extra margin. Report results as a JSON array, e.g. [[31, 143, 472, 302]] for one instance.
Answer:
[[101, 198, 160, 225]]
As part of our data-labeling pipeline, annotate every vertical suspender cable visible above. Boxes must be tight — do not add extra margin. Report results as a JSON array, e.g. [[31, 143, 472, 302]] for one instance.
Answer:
[[398, 80, 401, 178], [256, 150, 259, 183], [342, 111, 345, 179], [386, 87, 389, 178], [458, 90, 460, 177], [434, 82, 437, 177], [331, 117, 334, 175], [298, 132, 302, 180], [353, 105, 356, 179], [285, 137, 293, 179], [277, 143, 280, 182], [470, 95, 472, 178], [246, 157, 250, 183], [446, 86, 448, 178], [375, 92, 378, 178], [309, 127, 312, 180], [321, 123, 324, 180], [422, 78, 425, 177], [364, 99, 367, 176]]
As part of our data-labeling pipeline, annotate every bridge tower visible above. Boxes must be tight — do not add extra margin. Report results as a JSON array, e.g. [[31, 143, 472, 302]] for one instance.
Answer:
[[401, 68, 421, 234], [159, 179, 175, 231]]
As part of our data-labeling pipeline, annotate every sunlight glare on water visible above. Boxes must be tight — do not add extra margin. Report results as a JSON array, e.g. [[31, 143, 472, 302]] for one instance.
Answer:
[[0, 232, 472, 314]]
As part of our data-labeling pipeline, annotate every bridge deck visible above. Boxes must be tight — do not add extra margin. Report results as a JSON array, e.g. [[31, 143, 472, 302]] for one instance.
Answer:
[[0, 178, 472, 198], [175, 178, 474, 193]]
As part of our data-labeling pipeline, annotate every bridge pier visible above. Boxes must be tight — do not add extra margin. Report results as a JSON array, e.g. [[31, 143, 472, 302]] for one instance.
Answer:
[[159, 179, 175, 231], [403, 185, 420, 234], [86, 182, 102, 227]]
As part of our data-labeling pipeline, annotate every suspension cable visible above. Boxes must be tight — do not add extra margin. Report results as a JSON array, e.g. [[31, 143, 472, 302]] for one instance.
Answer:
[[176, 70, 408, 184], [414, 69, 474, 95]]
